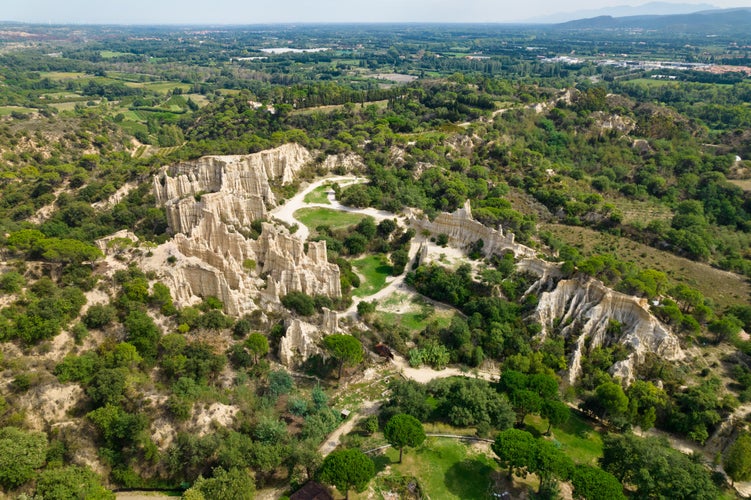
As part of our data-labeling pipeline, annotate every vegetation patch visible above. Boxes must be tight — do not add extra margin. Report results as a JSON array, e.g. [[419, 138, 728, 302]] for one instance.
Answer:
[[352, 254, 392, 297], [303, 184, 332, 204], [542, 223, 751, 309], [294, 207, 369, 232], [362, 438, 498, 500], [524, 413, 604, 466]]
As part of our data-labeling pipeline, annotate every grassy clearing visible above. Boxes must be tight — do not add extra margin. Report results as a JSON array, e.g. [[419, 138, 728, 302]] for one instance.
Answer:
[[294, 207, 369, 231], [0, 106, 36, 116], [303, 184, 332, 204], [48, 102, 79, 111], [610, 197, 673, 224], [100, 50, 132, 59], [355, 438, 498, 500], [123, 81, 191, 94], [39, 71, 88, 80], [352, 255, 393, 298], [374, 309, 454, 332], [184, 93, 210, 107], [525, 412, 603, 466], [542, 223, 751, 310]]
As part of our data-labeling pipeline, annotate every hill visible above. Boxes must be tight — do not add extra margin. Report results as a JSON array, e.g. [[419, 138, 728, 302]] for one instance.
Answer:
[[555, 7, 751, 33]]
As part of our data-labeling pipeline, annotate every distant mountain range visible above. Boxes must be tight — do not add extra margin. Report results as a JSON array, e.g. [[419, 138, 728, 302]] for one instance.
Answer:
[[553, 7, 751, 33], [527, 2, 716, 24]]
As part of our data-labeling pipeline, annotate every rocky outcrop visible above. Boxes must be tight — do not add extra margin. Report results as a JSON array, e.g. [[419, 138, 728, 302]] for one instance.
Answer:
[[278, 308, 340, 367], [154, 143, 312, 234], [407, 200, 536, 259], [531, 275, 684, 385], [147, 144, 340, 315], [279, 319, 324, 367], [322, 152, 365, 172]]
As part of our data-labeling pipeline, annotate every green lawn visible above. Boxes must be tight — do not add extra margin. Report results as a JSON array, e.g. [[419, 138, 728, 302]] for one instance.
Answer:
[[352, 254, 392, 297], [375, 309, 454, 332], [294, 207, 369, 232], [525, 412, 603, 466], [357, 438, 498, 500], [303, 184, 332, 204]]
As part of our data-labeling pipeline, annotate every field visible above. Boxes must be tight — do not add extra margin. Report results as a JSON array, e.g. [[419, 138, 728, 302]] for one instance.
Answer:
[[542, 223, 751, 309], [0, 106, 36, 116], [353, 439, 500, 500], [352, 254, 393, 297], [303, 184, 332, 204], [294, 207, 370, 231], [525, 412, 603, 466]]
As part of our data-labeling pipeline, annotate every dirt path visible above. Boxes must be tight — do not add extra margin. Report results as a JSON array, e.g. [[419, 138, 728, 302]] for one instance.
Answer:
[[318, 400, 382, 457], [270, 175, 365, 241], [390, 353, 498, 384]]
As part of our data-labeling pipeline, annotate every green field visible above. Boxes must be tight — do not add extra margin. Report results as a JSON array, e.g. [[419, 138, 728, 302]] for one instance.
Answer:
[[0, 106, 36, 116], [100, 50, 133, 59], [357, 439, 499, 500], [294, 207, 369, 231], [303, 184, 332, 204], [123, 81, 192, 93], [375, 308, 454, 332], [525, 412, 603, 466], [352, 254, 392, 297]]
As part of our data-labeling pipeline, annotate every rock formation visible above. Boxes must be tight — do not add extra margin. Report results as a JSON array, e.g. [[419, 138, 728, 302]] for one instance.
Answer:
[[407, 200, 536, 259], [278, 308, 340, 367], [529, 274, 684, 385], [147, 144, 340, 315], [154, 143, 313, 234]]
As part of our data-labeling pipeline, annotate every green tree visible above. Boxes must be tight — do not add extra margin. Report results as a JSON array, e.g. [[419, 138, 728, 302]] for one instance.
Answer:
[[184, 467, 254, 500], [0, 427, 47, 489], [724, 434, 751, 485], [492, 428, 537, 479], [384, 414, 426, 463], [541, 400, 569, 435], [244, 333, 269, 364], [570, 465, 625, 500], [35, 465, 114, 500], [317, 449, 375, 500], [124, 309, 161, 361], [323, 334, 363, 379]]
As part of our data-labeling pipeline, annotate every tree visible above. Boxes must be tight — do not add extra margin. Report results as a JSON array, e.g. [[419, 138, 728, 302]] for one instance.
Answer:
[[589, 382, 629, 421], [124, 309, 161, 361], [384, 414, 426, 463], [541, 400, 569, 435], [323, 334, 363, 379], [35, 466, 114, 500], [570, 465, 625, 500], [492, 428, 537, 479], [724, 434, 751, 485], [244, 333, 269, 364], [183, 467, 254, 500], [532, 439, 574, 494], [317, 449, 375, 499], [390, 249, 410, 275], [709, 314, 743, 345], [0, 427, 47, 489]]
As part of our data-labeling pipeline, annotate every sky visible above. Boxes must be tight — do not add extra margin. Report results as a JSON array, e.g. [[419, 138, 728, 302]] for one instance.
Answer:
[[2, 0, 747, 24]]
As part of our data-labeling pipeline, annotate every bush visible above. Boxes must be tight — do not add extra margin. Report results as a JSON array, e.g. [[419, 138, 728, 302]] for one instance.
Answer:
[[83, 304, 117, 329], [281, 292, 316, 316]]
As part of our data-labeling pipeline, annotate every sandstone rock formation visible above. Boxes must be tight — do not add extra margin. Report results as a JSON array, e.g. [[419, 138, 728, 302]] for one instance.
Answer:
[[279, 309, 339, 368], [147, 144, 340, 315], [407, 200, 536, 259], [530, 274, 684, 385], [154, 143, 312, 234]]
